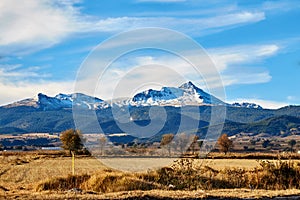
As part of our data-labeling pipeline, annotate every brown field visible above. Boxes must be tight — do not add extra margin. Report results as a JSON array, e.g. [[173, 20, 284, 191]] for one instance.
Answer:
[[1, 151, 300, 199]]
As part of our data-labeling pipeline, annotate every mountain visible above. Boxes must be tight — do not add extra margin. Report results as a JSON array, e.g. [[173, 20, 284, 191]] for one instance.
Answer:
[[0, 81, 299, 138], [131, 81, 225, 106], [4, 81, 263, 110], [231, 102, 263, 109], [196, 115, 300, 137], [5, 93, 104, 110]]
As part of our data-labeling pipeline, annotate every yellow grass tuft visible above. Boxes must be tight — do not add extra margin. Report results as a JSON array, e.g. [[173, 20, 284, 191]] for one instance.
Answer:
[[35, 174, 90, 191]]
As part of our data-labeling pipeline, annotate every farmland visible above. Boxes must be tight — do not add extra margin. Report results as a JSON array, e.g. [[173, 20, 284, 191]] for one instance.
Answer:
[[1, 151, 300, 199]]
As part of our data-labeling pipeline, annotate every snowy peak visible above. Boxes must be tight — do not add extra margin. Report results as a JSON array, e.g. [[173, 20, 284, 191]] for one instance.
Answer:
[[131, 81, 225, 106], [38, 93, 104, 110], [179, 81, 199, 91], [232, 102, 263, 109], [5, 93, 105, 110], [3, 81, 264, 110], [179, 81, 218, 104], [38, 93, 68, 110], [132, 87, 183, 103]]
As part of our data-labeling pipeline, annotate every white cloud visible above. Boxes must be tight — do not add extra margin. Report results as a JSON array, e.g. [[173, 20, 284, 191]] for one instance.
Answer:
[[76, 42, 280, 100], [262, 1, 300, 12], [228, 98, 289, 109], [287, 96, 296, 101], [286, 96, 299, 105], [89, 12, 265, 36], [209, 44, 279, 66], [207, 44, 279, 86], [222, 72, 271, 86], [133, 5, 239, 17], [0, 64, 49, 81], [0, 0, 265, 56], [0, 63, 73, 105], [0, 0, 82, 55], [0, 80, 74, 105]]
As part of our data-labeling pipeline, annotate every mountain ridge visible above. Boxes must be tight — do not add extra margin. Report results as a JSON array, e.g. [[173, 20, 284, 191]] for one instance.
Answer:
[[3, 81, 262, 110], [0, 81, 299, 137]]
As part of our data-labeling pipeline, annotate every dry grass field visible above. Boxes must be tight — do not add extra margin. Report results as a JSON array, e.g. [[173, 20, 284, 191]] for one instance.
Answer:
[[0, 153, 105, 191], [1, 151, 300, 199]]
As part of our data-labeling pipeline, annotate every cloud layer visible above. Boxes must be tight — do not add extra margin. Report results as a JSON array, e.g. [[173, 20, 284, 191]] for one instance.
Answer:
[[0, 0, 265, 56]]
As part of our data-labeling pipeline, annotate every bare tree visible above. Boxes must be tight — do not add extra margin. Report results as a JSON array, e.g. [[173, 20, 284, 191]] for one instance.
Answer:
[[176, 132, 189, 154], [161, 133, 174, 156], [217, 133, 233, 154], [99, 135, 107, 155], [189, 135, 199, 155]]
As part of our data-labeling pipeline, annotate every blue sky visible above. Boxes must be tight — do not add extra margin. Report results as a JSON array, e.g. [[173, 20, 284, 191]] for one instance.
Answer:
[[0, 0, 299, 108]]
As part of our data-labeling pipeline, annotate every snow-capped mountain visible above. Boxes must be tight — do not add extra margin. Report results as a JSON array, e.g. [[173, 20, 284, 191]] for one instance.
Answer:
[[130, 81, 225, 106], [5, 93, 105, 110], [231, 102, 263, 109], [3, 81, 262, 110]]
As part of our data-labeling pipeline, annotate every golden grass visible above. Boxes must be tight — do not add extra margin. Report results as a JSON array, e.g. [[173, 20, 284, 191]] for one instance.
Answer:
[[0, 155, 105, 190], [196, 159, 260, 170], [34, 158, 300, 192], [1, 153, 300, 199], [1, 189, 300, 199]]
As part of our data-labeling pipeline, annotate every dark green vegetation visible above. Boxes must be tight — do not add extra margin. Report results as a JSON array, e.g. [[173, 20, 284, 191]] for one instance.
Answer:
[[0, 105, 299, 140], [198, 115, 300, 137]]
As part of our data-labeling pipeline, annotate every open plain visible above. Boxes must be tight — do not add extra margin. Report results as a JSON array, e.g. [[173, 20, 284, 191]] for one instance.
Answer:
[[1, 151, 300, 199]]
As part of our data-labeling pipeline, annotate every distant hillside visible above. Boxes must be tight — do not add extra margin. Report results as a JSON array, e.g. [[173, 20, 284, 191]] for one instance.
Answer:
[[0, 82, 299, 140], [196, 115, 300, 137]]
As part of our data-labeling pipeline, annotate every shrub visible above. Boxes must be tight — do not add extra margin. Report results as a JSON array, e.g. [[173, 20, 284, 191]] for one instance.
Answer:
[[36, 158, 300, 192], [36, 174, 90, 191]]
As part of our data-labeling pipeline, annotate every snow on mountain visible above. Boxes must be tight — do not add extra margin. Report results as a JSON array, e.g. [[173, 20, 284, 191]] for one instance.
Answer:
[[3, 81, 263, 110], [231, 102, 263, 109], [130, 81, 226, 106], [4, 93, 105, 110]]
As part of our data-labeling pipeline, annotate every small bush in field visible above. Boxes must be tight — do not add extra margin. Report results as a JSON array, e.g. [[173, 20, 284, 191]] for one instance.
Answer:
[[36, 174, 90, 191], [82, 171, 161, 192], [251, 160, 300, 190]]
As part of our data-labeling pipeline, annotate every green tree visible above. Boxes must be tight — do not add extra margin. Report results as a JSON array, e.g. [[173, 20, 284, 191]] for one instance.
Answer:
[[262, 139, 271, 149], [288, 139, 297, 152], [161, 133, 174, 156], [217, 134, 233, 154], [60, 129, 84, 155], [250, 139, 256, 146]]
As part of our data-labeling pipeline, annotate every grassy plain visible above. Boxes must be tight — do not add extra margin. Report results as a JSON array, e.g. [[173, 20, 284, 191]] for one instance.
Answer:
[[1, 151, 300, 199]]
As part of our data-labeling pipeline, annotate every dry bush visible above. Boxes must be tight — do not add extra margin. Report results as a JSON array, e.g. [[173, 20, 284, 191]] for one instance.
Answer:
[[35, 158, 300, 193], [250, 160, 300, 190], [35, 174, 90, 191], [36, 169, 162, 193], [140, 159, 230, 190], [82, 171, 162, 192], [147, 159, 300, 190]]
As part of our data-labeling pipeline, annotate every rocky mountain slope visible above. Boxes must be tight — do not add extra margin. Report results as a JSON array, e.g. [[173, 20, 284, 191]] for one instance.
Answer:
[[0, 81, 299, 139]]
